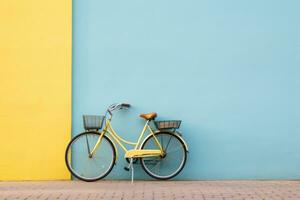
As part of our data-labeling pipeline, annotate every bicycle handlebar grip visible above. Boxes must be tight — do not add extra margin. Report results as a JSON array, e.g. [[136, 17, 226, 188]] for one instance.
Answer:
[[121, 103, 131, 108]]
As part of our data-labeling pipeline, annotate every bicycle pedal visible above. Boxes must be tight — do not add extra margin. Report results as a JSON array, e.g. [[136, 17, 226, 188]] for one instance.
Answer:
[[124, 166, 130, 171]]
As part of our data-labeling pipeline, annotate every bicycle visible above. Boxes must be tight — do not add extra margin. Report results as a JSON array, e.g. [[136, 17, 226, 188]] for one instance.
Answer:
[[65, 103, 188, 182]]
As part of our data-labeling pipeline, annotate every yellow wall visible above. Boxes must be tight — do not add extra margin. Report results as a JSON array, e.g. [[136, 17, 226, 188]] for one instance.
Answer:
[[0, 0, 71, 180]]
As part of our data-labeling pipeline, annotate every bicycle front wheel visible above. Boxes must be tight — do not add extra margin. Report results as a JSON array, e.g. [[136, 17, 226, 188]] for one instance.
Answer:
[[140, 132, 187, 180], [65, 131, 116, 182]]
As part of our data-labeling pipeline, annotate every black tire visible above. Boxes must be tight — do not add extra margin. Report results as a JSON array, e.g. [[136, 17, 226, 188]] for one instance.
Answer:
[[65, 131, 116, 182], [140, 132, 187, 180]]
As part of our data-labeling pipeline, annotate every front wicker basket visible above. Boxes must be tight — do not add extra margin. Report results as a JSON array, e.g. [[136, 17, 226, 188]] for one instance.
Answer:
[[83, 115, 105, 130]]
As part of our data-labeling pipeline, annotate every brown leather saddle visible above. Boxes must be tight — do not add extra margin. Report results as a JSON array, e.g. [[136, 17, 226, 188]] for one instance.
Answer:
[[139, 112, 157, 120]]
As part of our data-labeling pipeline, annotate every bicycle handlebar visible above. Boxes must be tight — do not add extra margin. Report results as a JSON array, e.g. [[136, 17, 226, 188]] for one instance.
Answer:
[[121, 103, 131, 108], [107, 103, 131, 116]]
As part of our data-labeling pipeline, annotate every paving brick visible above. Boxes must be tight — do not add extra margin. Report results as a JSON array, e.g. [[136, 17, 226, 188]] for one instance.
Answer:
[[0, 181, 299, 200]]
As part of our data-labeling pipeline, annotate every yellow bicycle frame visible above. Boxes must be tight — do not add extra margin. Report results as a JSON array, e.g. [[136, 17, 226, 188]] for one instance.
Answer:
[[90, 119, 164, 160]]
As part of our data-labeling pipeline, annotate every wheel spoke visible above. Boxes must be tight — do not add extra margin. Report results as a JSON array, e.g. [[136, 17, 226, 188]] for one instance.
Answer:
[[155, 160, 161, 175], [85, 134, 91, 156], [160, 134, 163, 149], [149, 158, 162, 171], [164, 135, 173, 152], [166, 146, 183, 154]]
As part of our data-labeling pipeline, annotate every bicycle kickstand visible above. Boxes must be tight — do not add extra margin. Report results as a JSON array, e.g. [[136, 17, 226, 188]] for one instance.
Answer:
[[123, 158, 134, 183], [130, 158, 134, 183]]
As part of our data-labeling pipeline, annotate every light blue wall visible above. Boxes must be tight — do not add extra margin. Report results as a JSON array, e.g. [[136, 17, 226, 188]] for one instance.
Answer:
[[73, 0, 300, 180]]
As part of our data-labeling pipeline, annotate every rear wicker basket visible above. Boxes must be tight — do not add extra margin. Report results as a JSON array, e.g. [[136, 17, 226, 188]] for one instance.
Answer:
[[154, 120, 181, 130], [83, 115, 105, 130]]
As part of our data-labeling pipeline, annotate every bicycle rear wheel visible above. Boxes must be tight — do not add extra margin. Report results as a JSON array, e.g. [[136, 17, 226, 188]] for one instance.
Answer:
[[140, 132, 187, 180], [65, 131, 115, 182]]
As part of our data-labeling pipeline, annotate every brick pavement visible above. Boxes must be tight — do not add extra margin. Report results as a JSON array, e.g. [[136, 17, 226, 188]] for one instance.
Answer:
[[0, 181, 299, 200]]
